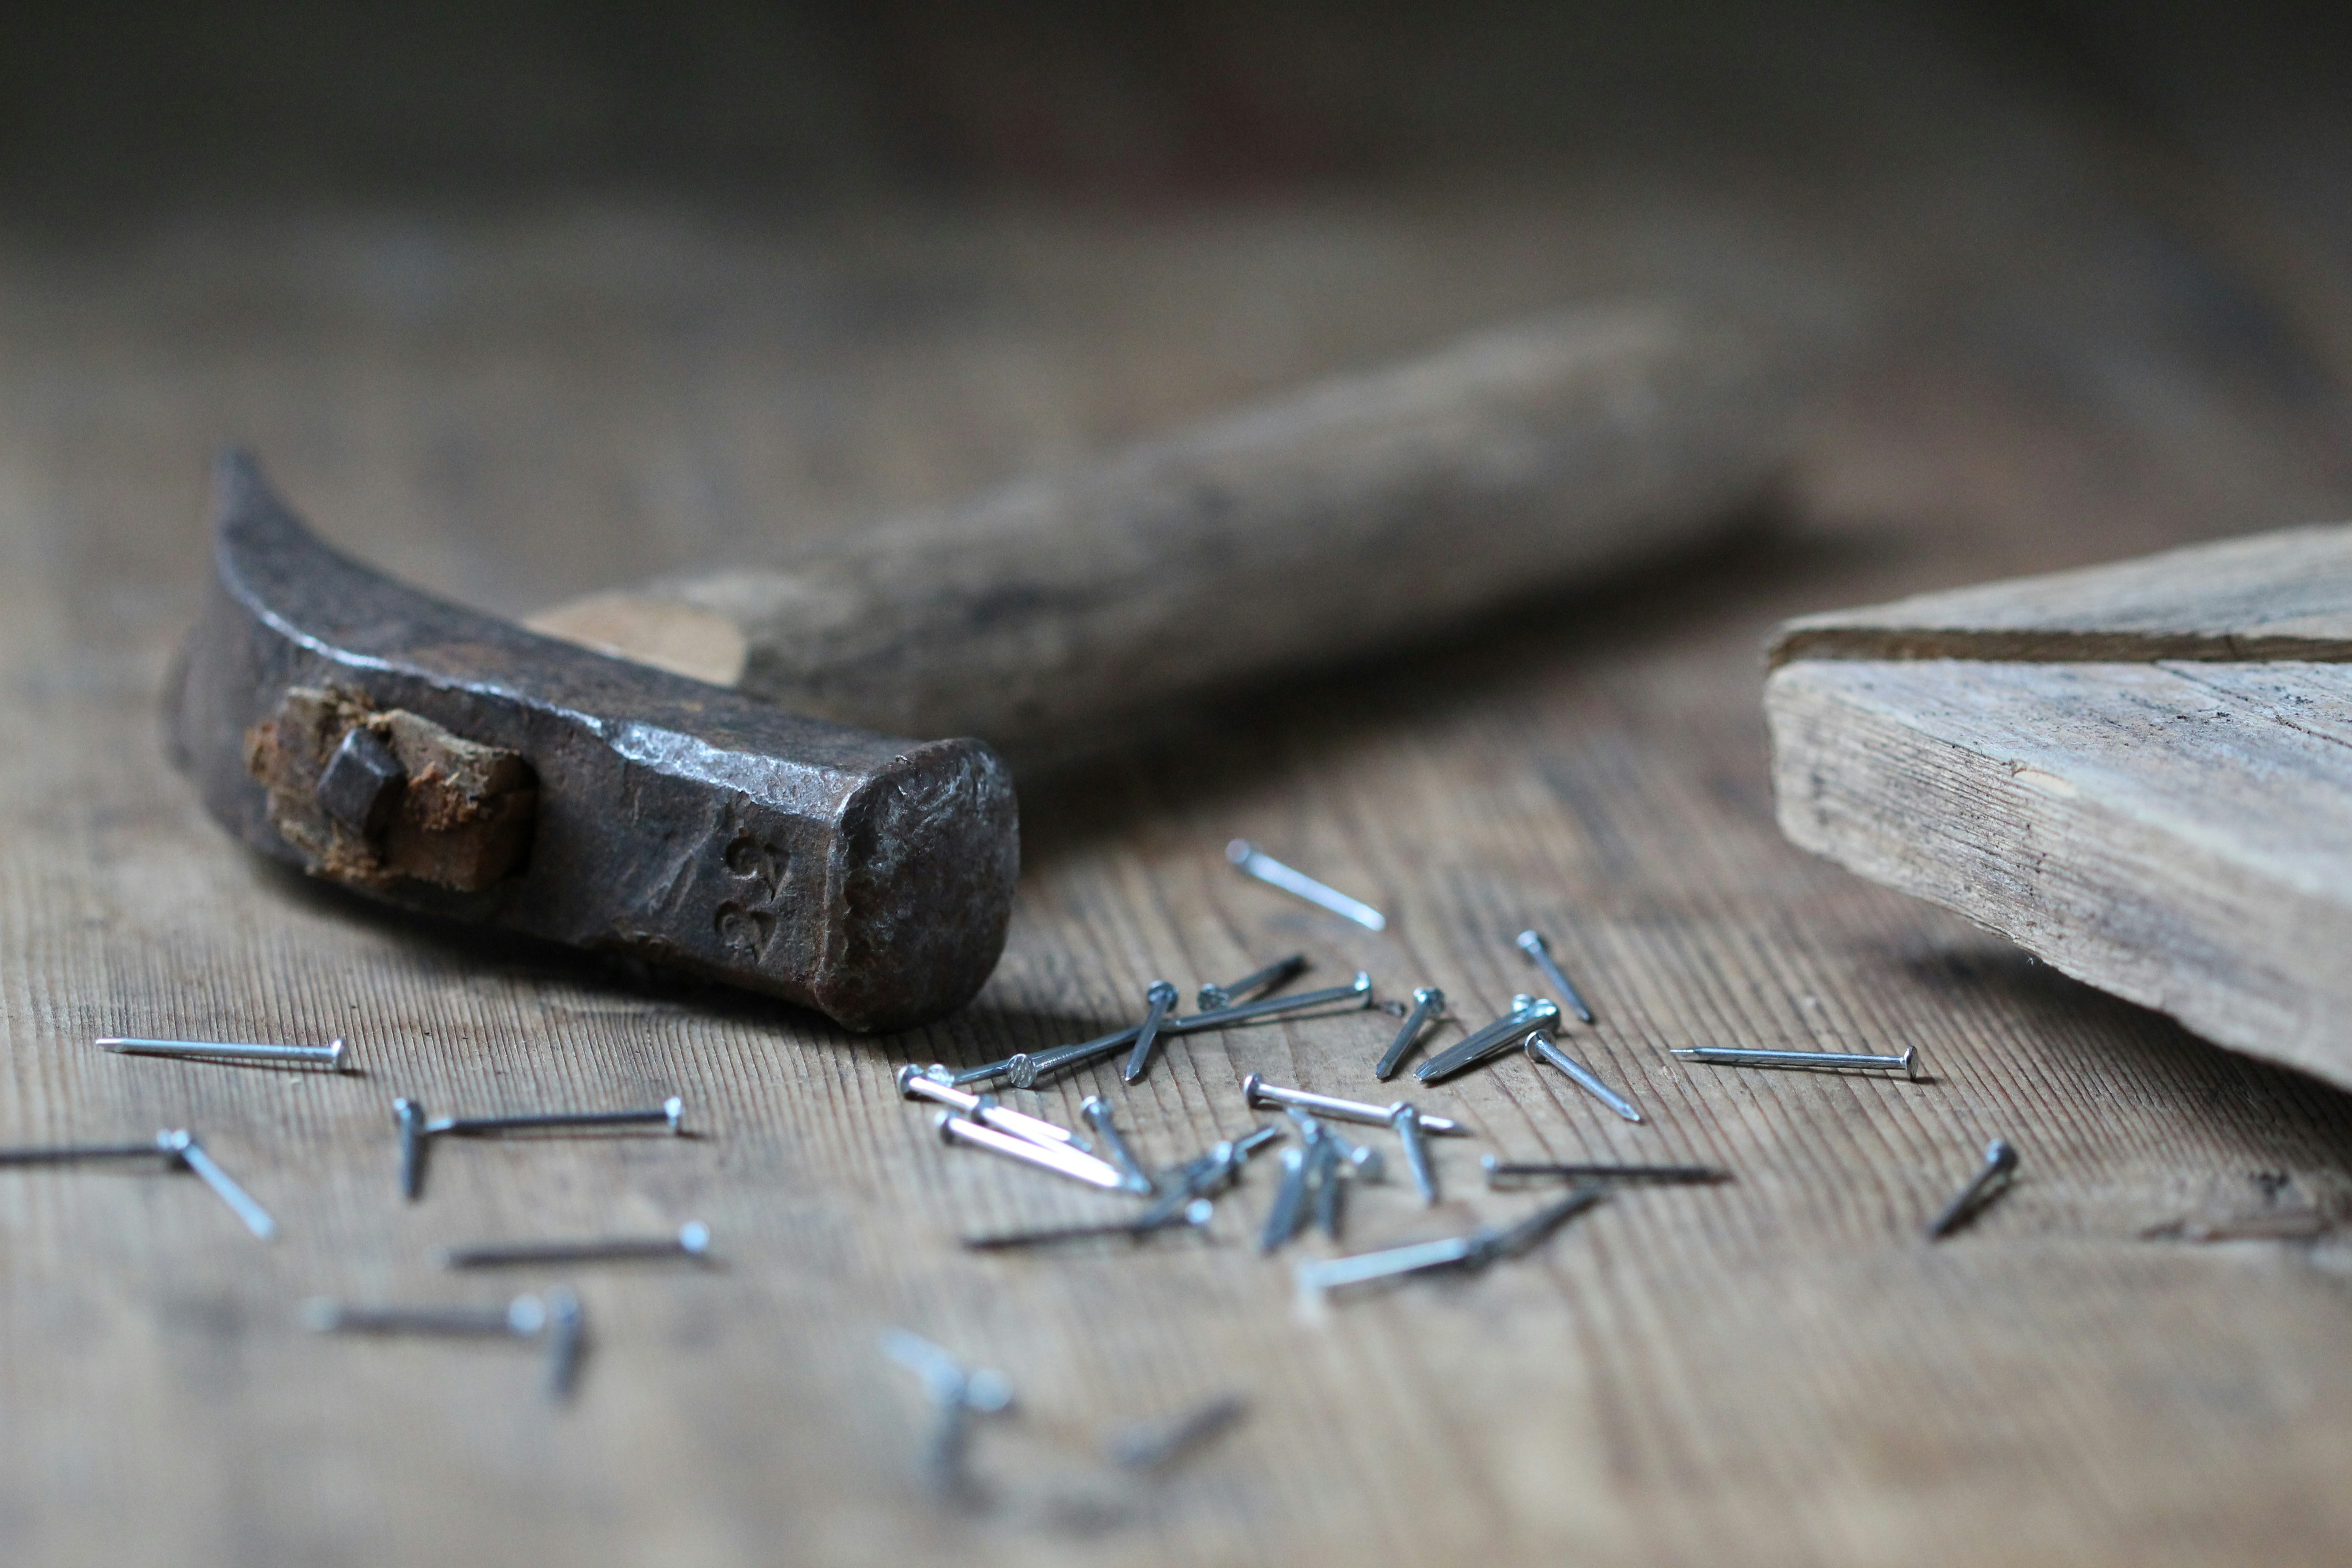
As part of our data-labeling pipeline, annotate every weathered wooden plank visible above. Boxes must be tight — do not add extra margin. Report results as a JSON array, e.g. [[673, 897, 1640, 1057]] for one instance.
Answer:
[[1773, 523, 2352, 665], [1769, 657, 2352, 1087]]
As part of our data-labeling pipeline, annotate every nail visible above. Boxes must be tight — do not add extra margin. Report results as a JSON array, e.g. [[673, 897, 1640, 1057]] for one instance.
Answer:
[[1375, 987, 1445, 1079], [1298, 1187, 1612, 1301], [0, 1139, 183, 1166], [1106, 1394, 1249, 1472], [992, 1025, 1139, 1089], [1258, 1147, 1312, 1253], [438, 1222, 712, 1268], [1524, 1031, 1645, 1123], [304, 1294, 547, 1337], [962, 1198, 1214, 1250], [1311, 1135, 1348, 1239], [1482, 1155, 1727, 1185], [1080, 1097, 1157, 1192], [99, 1036, 349, 1072], [543, 1287, 587, 1402], [394, 1097, 427, 1201], [955, 976, 1375, 1091], [1197, 954, 1308, 1012], [1473, 1184, 1609, 1262], [1516, 931, 1595, 1024], [1227, 840, 1386, 931], [1672, 1044, 1917, 1077], [424, 1098, 685, 1137], [934, 1110, 1135, 1192], [1926, 1138, 2018, 1240], [0, 1132, 274, 1236], [1137, 1126, 1281, 1227], [158, 1130, 275, 1239], [1175, 973, 1373, 1033], [1414, 997, 1559, 1083], [1144, 1143, 1239, 1218], [1294, 1234, 1480, 1301], [897, 1065, 1091, 1153], [1122, 981, 1181, 1084], [1392, 1104, 1438, 1204], [1241, 1074, 1464, 1135], [883, 1329, 1014, 1498]]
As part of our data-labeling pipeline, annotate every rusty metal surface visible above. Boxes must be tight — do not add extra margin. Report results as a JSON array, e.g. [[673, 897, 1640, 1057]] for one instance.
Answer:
[[168, 451, 1019, 1032]]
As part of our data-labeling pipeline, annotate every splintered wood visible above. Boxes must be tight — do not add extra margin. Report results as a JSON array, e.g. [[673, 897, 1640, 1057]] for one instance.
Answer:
[[1769, 525, 2352, 1091]]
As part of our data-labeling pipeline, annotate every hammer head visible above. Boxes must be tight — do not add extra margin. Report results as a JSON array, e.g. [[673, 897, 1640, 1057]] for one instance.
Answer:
[[169, 452, 1018, 1033]]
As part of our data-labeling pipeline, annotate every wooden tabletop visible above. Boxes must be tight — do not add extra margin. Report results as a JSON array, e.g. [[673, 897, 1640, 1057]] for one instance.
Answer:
[[9, 33, 2352, 1567]]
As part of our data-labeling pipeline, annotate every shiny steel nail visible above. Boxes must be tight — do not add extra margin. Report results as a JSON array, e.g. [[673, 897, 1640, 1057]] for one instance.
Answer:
[[543, 1287, 587, 1402], [1414, 996, 1559, 1083], [1123, 981, 1181, 1083], [0, 1131, 272, 1237], [1258, 1147, 1312, 1253], [962, 1198, 1214, 1250], [1524, 1031, 1644, 1124], [1926, 1138, 2018, 1240], [1516, 931, 1595, 1024], [898, 1065, 1089, 1152], [1392, 1104, 1437, 1204], [1176, 972, 1373, 1032], [394, 1097, 427, 1200], [1226, 840, 1386, 931], [1106, 1394, 1249, 1472], [1080, 1096, 1156, 1191], [1311, 1135, 1348, 1239], [1482, 1155, 1727, 1185], [1138, 1126, 1281, 1227], [158, 1130, 275, 1239], [99, 1036, 350, 1072], [956, 976, 1373, 1091], [1241, 1074, 1464, 1135], [1294, 1233, 1479, 1301], [1198, 954, 1308, 1012], [1672, 1044, 1918, 1077], [999, 1025, 1139, 1089], [934, 1111, 1134, 1192], [0, 1138, 182, 1166], [883, 1329, 1014, 1497], [438, 1222, 712, 1268], [304, 1294, 548, 1337], [1301, 1186, 1612, 1301], [1473, 1184, 1609, 1262], [1375, 987, 1445, 1079], [424, 1098, 685, 1137]]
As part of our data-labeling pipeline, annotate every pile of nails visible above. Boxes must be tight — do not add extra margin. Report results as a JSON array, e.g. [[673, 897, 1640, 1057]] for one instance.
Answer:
[[898, 841, 2019, 1319]]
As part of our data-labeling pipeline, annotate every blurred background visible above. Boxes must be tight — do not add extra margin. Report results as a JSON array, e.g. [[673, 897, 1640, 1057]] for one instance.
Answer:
[[5, 0, 2351, 618]]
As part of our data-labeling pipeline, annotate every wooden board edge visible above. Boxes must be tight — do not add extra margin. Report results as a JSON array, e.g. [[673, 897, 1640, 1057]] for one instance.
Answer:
[[1764, 658, 2352, 1093]]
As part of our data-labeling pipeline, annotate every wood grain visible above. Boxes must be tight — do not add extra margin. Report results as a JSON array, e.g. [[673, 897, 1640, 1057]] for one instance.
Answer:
[[1772, 522, 2352, 666], [524, 301, 1816, 754], [1769, 657, 2352, 1087], [10, 27, 2352, 1568]]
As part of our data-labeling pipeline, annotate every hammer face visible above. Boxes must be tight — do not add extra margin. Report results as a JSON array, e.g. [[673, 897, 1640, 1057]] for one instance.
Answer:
[[170, 452, 1018, 1033]]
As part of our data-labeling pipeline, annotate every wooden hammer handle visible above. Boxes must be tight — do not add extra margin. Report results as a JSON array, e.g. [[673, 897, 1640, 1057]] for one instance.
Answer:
[[529, 298, 1817, 751]]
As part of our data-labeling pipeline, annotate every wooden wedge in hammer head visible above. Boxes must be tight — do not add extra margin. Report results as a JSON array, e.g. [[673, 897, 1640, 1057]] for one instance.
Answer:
[[169, 451, 1019, 1033]]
